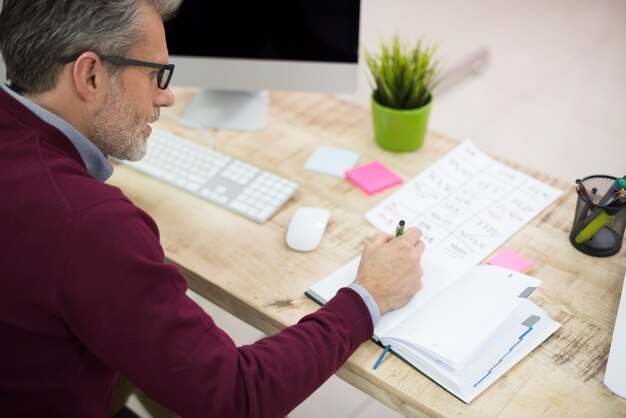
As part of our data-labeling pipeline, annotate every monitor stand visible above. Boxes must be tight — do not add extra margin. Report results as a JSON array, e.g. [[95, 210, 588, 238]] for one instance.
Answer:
[[180, 89, 269, 131]]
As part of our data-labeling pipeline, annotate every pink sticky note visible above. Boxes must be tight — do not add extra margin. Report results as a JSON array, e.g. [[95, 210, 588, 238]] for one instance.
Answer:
[[345, 161, 402, 195], [487, 249, 533, 273]]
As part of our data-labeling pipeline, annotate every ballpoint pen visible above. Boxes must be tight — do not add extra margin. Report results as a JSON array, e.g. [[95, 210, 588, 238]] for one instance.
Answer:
[[577, 187, 598, 224], [576, 179, 589, 200], [595, 178, 626, 207], [395, 220, 405, 237]]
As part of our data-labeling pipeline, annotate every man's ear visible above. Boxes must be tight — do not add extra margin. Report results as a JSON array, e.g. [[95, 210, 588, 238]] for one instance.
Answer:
[[72, 52, 108, 103]]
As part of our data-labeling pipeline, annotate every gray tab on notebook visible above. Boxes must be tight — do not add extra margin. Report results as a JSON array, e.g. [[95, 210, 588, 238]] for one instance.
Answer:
[[518, 286, 537, 298], [522, 315, 541, 327]]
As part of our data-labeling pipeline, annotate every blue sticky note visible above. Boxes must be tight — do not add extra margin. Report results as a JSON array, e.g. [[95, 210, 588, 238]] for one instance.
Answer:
[[304, 145, 361, 178]]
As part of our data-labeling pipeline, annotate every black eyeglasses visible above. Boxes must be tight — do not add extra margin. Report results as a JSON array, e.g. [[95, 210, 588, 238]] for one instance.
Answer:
[[59, 53, 175, 90]]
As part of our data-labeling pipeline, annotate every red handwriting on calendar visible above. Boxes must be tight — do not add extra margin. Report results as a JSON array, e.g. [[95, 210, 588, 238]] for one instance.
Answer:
[[366, 141, 561, 265], [374, 200, 403, 230]]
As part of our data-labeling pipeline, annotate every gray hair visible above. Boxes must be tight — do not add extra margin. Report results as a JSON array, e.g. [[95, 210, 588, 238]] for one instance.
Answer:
[[0, 0, 182, 94]]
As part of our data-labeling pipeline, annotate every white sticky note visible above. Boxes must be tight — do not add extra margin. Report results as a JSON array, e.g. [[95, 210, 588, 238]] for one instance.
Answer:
[[303, 145, 360, 178], [604, 270, 626, 399]]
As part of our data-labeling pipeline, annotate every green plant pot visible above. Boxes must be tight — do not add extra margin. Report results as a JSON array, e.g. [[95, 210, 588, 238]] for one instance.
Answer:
[[371, 94, 433, 152]]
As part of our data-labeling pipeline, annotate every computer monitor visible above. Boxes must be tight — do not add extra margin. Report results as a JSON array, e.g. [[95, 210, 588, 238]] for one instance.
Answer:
[[164, 0, 361, 131]]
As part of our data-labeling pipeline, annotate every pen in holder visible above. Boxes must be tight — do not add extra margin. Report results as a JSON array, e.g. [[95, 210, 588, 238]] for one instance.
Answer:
[[569, 175, 626, 257]]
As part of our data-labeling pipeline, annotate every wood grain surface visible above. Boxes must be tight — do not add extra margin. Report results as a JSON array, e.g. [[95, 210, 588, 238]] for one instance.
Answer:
[[109, 89, 626, 417]]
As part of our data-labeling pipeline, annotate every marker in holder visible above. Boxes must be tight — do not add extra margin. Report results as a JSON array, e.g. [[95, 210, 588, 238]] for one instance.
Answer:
[[569, 175, 626, 257]]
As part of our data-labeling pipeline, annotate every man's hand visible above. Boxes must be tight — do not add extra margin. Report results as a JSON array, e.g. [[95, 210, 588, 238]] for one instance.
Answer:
[[354, 227, 425, 316]]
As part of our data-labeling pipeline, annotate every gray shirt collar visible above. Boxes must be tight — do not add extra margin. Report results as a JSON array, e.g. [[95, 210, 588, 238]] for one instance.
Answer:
[[1, 83, 113, 182]]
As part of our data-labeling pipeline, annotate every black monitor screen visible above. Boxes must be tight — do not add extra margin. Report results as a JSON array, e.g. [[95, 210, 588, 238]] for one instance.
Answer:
[[164, 0, 360, 63]]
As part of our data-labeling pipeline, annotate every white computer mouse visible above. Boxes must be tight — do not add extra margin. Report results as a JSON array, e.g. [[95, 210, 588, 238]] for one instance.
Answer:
[[285, 207, 331, 252]]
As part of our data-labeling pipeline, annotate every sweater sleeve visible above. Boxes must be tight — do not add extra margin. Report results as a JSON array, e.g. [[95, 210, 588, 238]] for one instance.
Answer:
[[60, 198, 373, 418]]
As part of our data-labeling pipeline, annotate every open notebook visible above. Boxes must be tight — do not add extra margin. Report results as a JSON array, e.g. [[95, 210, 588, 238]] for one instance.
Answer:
[[306, 140, 562, 402], [306, 262, 560, 403]]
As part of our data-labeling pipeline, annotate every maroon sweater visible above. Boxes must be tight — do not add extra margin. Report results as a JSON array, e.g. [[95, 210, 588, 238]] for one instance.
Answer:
[[0, 87, 374, 417]]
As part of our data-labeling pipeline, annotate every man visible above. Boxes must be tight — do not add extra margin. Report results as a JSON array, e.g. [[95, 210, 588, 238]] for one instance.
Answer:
[[0, 1, 425, 417]]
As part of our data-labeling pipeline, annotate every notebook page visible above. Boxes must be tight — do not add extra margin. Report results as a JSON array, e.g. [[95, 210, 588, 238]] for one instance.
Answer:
[[388, 299, 560, 403], [383, 265, 542, 367], [604, 269, 626, 398], [307, 252, 469, 339]]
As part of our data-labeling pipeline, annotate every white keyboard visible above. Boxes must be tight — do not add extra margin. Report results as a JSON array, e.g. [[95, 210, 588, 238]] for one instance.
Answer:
[[120, 127, 298, 223]]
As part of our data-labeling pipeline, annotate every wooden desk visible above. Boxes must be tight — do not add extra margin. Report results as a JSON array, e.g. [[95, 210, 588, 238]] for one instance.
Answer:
[[109, 90, 626, 417]]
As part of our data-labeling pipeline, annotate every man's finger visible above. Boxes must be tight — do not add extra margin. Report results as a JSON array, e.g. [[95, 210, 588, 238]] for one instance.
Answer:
[[415, 239, 426, 255], [370, 232, 392, 247], [398, 227, 423, 244]]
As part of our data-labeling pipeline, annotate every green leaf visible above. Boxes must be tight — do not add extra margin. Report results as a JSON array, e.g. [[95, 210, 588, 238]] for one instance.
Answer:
[[363, 35, 441, 110]]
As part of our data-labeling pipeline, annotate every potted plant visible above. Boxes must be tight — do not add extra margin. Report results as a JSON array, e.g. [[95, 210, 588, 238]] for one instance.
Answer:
[[364, 35, 440, 152]]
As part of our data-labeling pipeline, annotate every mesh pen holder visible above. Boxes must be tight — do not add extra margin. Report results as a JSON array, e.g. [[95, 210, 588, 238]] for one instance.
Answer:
[[569, 175, 626, 257]]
